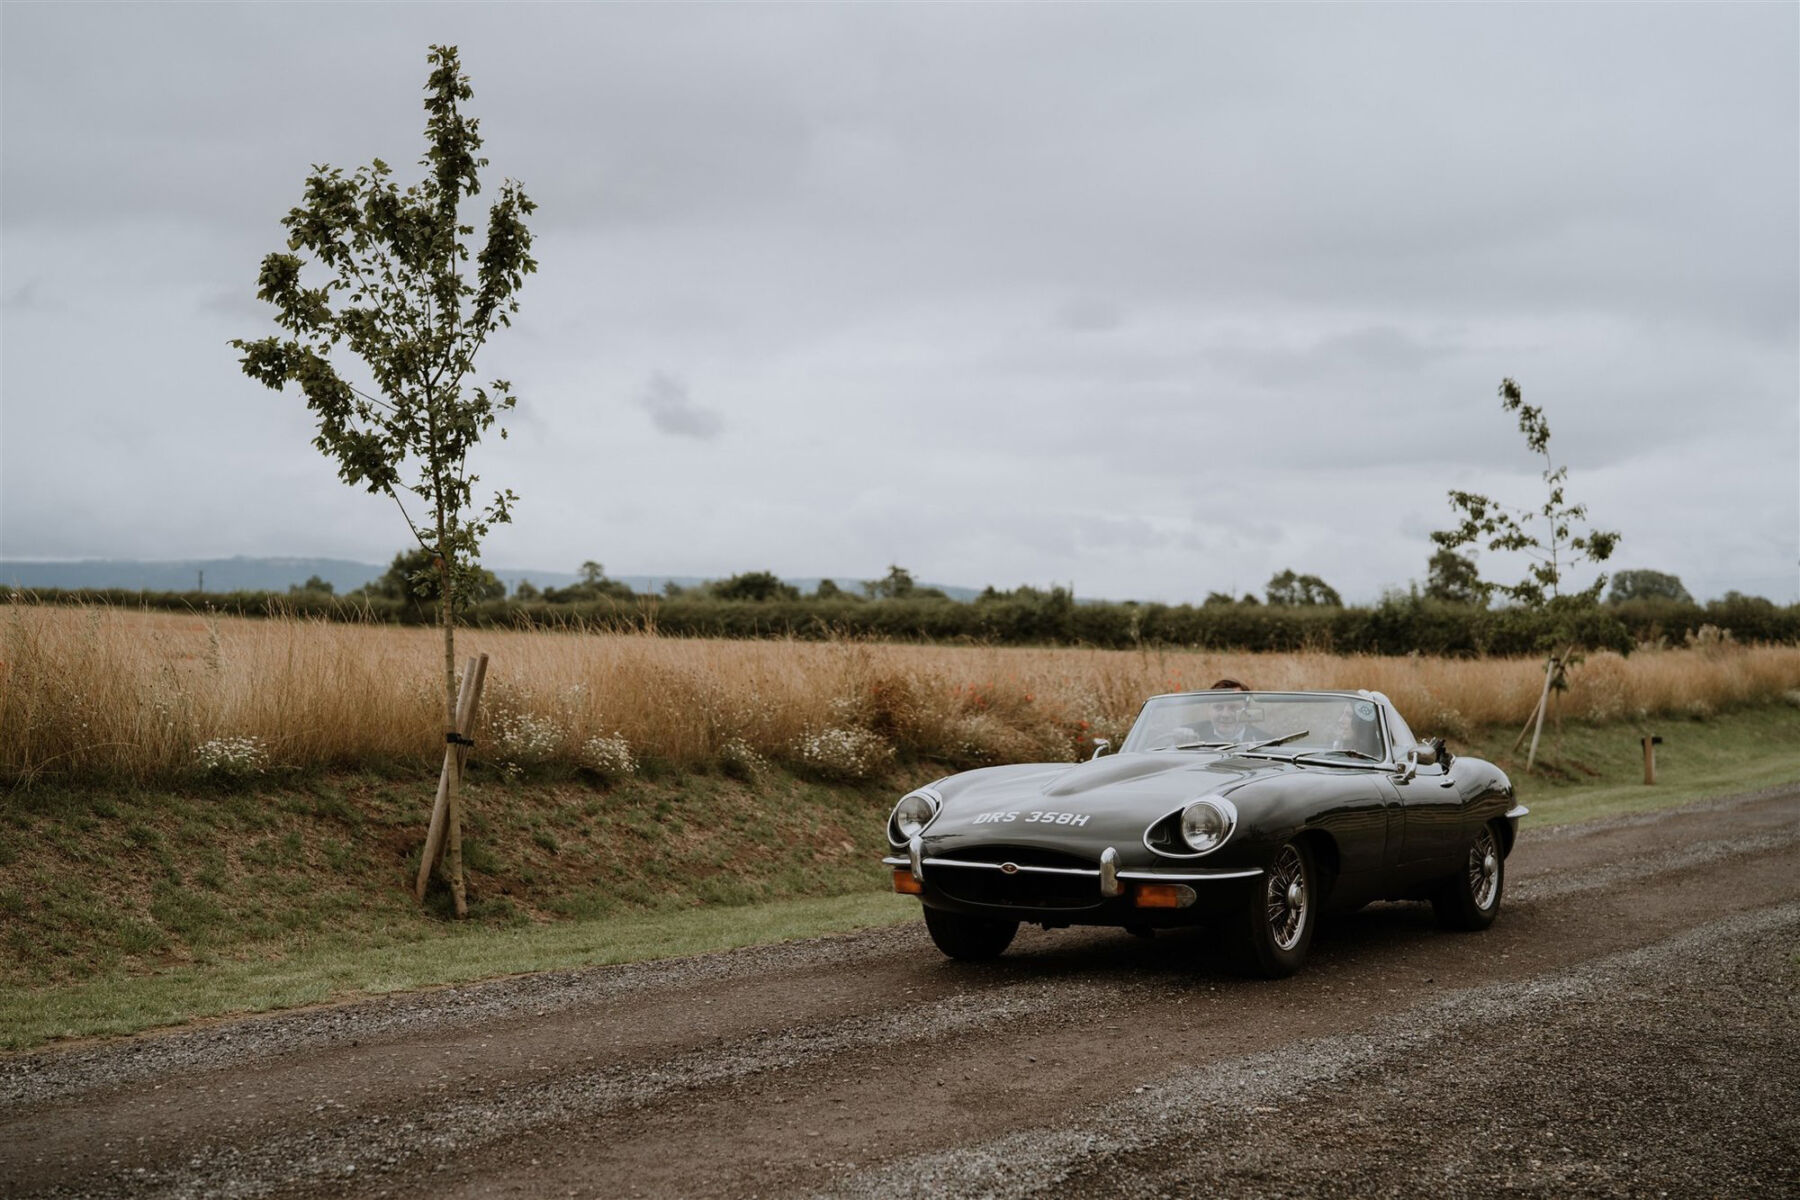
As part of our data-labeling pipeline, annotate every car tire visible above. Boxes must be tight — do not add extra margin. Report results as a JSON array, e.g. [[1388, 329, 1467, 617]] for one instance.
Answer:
[[1431, 821, 1505, 931], [922, 905, 1019, 961], [1233, 840, 1316, 979]]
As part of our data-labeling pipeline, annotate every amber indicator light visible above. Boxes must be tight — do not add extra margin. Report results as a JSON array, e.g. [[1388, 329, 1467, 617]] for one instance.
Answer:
[[892, 868, 924, 895], [1133, 884, 1186, 908]]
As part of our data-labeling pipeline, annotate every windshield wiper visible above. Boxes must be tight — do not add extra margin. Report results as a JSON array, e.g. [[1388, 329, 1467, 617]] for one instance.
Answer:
[[1224, 730, 1309, 754], [1292, 749, 1384, 766], [1152, 740, 1235, 752]]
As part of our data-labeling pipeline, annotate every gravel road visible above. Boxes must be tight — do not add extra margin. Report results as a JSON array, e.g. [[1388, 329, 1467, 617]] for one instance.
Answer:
[[3, 786, 1796, 1199]]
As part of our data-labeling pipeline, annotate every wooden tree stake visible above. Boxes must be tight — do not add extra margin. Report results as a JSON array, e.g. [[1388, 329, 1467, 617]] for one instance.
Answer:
[[1522, 655, 1555, 771], [416, 652, 489, 912], [1642, 735, 1662, 785]]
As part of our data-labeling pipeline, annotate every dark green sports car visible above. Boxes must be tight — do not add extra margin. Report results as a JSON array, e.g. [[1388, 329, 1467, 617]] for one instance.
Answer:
[[882, 689, 1523, 977]]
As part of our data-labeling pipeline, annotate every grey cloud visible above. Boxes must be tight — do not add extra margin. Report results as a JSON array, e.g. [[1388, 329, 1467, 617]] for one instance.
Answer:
[[637, 372, 722, 440], [2, 278, 50, 311], [1210, 325, 1463, 389], [1054, 298, 1124, 334], [198, 287, 266, 320], [1, 4, 1794, 603]]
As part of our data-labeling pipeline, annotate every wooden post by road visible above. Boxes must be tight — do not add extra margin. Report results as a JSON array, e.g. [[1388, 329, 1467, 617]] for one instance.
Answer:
[[416, 652, 489, 913], [1642, 734, 1662, 785]]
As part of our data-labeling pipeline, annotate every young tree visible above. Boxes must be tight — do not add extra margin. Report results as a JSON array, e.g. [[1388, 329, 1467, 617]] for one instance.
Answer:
[[231, 45, 536, 913], [1433, 378, 1619, 768]]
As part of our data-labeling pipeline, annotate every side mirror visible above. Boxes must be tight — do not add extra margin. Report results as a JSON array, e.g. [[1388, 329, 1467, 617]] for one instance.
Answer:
[[1411, 740, 1439, 766], [1090, 737, 1112, 761], [1397, 746, 1420, 783]]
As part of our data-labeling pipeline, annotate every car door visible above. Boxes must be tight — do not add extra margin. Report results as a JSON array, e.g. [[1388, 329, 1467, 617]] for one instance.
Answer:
[[1378, 704, 1466, 872], [1388, 758, 1466, 869]]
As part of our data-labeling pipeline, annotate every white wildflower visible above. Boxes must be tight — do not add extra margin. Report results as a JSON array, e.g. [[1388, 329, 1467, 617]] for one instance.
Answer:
[[580, 732, 637, 778], [718, 736, 768, 779], [195, 735, 268, 777], [491, 710, 565, 765], [792, 726, 892, 781]]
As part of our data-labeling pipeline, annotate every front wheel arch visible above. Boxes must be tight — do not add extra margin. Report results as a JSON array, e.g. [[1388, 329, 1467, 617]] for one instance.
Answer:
[[1294, 829, 1340, 908], [1493, 812, 1518, 858]]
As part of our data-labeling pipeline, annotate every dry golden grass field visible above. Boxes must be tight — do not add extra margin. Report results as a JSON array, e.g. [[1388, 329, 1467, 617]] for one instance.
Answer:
[[7, 602, 1799, 785]]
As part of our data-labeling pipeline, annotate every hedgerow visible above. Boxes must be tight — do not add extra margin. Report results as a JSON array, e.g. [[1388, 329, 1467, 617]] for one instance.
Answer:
[[14, 589, 1797, 652]]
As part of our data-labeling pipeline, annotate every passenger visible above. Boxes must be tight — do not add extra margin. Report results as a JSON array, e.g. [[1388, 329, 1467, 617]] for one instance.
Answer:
[[1330, 704, 1383, 758]]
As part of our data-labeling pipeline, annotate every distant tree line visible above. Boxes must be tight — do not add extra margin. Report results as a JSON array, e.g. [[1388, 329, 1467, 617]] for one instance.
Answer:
[[18, 561, 1797, 654]]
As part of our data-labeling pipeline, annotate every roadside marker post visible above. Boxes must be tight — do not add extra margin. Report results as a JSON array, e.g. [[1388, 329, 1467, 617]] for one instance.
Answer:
[[1642, 734, 1662, 785]]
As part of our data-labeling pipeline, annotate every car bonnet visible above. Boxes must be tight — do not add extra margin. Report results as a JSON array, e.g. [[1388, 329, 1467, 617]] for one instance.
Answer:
[[927, 752, 1284, 843]]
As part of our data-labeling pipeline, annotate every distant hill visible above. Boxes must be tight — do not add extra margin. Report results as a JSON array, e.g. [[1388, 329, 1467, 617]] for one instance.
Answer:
[[2, 556, 386, 594], [0, 557, 982, 602]]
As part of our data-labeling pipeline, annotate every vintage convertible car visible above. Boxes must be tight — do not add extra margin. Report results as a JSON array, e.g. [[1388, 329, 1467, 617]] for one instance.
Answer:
[[881, 689, 1523, 977]]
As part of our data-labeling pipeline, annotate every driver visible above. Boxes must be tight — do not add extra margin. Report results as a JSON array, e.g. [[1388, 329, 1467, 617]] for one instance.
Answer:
[[1200, 695, 1267, 744]]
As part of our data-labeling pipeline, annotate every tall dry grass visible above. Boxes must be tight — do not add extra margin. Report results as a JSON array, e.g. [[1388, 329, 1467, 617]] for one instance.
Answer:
[[4, 602, 1798, 784]]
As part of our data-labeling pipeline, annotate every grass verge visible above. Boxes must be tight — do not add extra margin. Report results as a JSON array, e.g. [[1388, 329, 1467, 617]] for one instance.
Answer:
[[3, 703, 1794, 1052], [1461, 702, 1800, 826], [0, 891, 916, 1051]]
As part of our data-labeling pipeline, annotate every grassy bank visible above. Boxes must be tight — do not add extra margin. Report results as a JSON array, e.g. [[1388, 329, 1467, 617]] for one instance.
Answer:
[[2, 703, 1795, 1051], [2, 765, 898, 993]]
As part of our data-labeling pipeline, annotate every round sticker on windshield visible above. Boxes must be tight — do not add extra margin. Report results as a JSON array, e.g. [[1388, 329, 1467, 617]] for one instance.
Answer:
[[1353, 701, 1376, 721]]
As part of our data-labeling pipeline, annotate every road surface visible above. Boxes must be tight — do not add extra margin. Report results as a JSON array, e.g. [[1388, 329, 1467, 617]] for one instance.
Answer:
[[4, 786, 1797, 1198]]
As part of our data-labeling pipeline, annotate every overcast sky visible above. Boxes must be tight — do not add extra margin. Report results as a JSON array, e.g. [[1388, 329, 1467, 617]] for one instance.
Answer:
[[3, 3, 1795, 603]]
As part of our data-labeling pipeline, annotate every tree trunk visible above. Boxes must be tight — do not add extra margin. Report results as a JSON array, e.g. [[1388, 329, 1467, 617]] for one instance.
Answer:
[[437, 527, 468, 919], [440, 550, 457, 728]]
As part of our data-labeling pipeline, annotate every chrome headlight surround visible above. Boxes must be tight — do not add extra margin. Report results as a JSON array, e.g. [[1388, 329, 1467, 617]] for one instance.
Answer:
[[1144, 794, 1239, 859], [887, 787, 943, 845]]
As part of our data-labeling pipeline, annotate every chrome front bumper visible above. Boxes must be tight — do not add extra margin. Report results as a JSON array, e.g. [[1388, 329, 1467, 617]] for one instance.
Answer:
[[881, 836, 1263, 895]]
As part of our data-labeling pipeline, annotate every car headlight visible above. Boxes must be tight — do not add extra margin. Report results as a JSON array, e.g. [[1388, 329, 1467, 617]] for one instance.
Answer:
[[1179, 797, 1237, 854], [890, 789, 941, 842]]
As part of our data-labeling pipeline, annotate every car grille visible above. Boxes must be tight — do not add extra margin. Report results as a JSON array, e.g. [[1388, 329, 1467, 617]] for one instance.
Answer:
[[937, 845, 1095, 870], [930, 845, 1102, 910]]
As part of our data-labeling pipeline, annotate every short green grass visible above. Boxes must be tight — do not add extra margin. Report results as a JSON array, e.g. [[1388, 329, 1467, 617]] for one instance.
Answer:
[[0, 891, 916, 1049], [1457, 702, 1800, 826], [2, 703, 1794, 1052]]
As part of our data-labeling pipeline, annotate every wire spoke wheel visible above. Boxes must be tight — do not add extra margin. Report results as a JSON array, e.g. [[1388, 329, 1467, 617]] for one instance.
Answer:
[[1468, 826, 1501, 911], [1434, 821, 1505, 932], [1264, 844, 1308, 951]]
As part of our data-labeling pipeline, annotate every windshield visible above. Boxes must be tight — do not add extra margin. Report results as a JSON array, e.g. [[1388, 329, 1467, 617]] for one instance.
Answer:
[[1121, 692, 1388, 760]]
